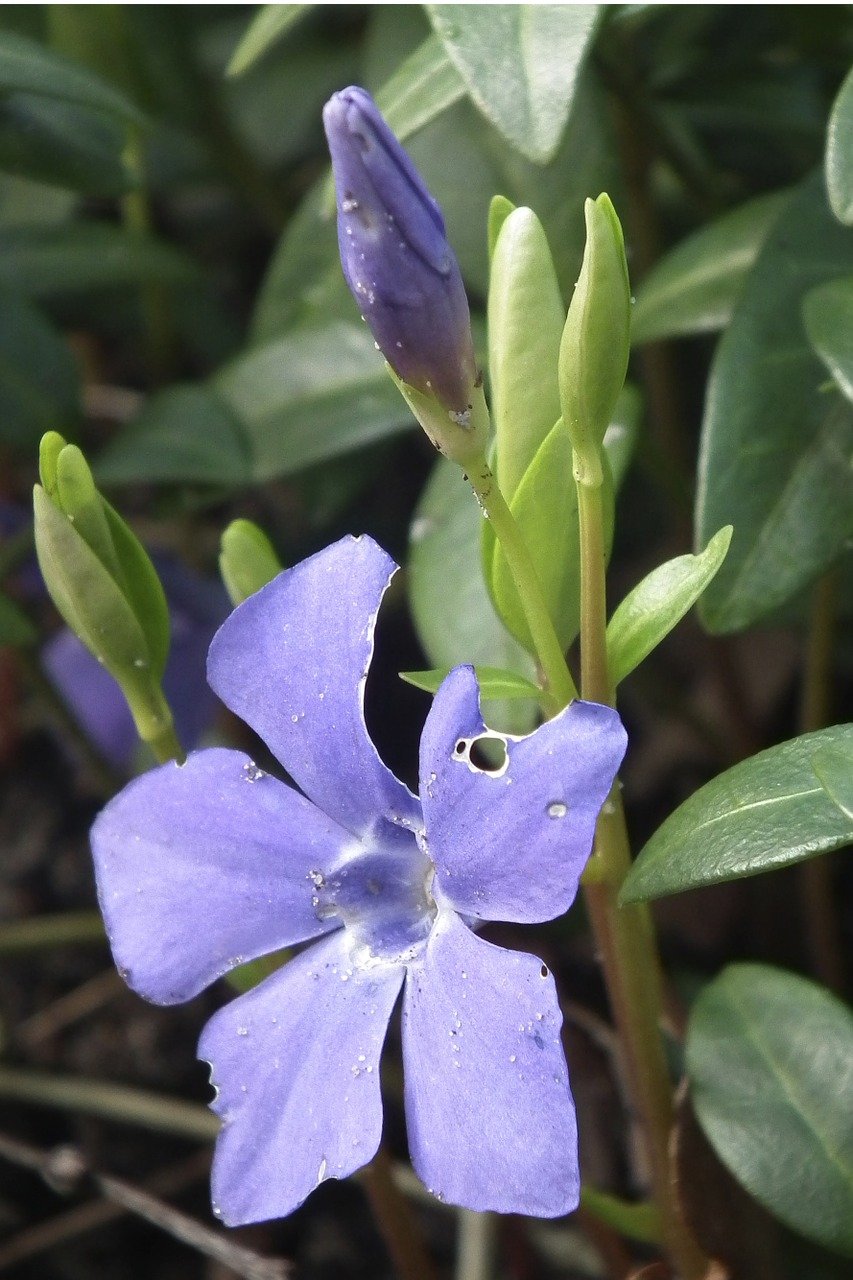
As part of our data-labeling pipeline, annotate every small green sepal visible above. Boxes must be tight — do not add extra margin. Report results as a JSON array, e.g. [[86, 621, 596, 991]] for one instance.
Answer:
[[390, 366, 490, 469]]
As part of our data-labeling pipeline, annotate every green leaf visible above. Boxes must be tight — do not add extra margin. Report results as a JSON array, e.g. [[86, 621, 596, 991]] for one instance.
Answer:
[[400, 666, 542, 701], [376, 33, 466, 139], [488, 421, 614, 656], [409, 456, 537, 736], [607, 525, 732, 688], [0, 29, 143, 122], [687, 964, 853, 1257], [812, 744, 853, 821], [100, 498, 169, 682], [214, 322, 409, 481], [0, 591, 35, 646], [0, 95, 133, 195], [0, 223, 197, 297], [426, 5, 600, 163], [803, 277, 853, 402], [226, 5, 309, 77], [631, 192, 790, 345], [488, 205, 564, 500], [826, 62, 853, 225], [0, 288, 80, 449], [620, 724, 853, 903], [696, 173, 853, 633], [579, 1186, 661, 1246], [94, 384, 252, 487]]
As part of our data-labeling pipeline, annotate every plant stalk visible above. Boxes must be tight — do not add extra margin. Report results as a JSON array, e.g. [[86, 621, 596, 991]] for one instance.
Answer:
[[576, 469, 708, 1280], [466, 455, 577, 708]]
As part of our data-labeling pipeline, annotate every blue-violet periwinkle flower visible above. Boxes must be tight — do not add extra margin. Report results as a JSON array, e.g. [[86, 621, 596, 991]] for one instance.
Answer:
[[323, 87, 478, 416], [91, 535, 627, 1224]]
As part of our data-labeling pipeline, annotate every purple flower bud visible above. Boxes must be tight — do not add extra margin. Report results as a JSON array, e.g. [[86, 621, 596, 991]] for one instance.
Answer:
[[323, 86, 478, 414]]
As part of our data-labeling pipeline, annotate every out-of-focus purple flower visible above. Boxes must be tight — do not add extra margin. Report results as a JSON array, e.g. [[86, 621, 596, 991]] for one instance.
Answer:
[[44, 557, 229, 768], [91, 536, 626, 1224], [324, 87, 478, 414]]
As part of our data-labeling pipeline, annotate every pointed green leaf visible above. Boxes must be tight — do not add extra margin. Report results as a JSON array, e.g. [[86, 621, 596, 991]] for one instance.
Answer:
[[409, 456, 537, 736], [0, 288, 80, 449], [376, 33, 466, 139], [426, 5, 600, 163], [0, 223, 197, 297], [696, 174, 853, 633], [400, 666, 541, 701], [226, 5, 309, 77], [0, 29, 143, 122], [826, 62, 853, 225], [0, 95, 133, 195], [214, 322, 408, 481], [54, 443, 121, 581], [487, 195, 516, 262], [812, 744, 853, 821], [803, 277, 853, 403], [607, 525, 732, 688], [489, 419, 614, 656], [621, 725, 853, 903], [488, 206, 564, 500], [94, 384, 252, 487], [631, 191, 789, 345], [687, 964, 853, 1256]]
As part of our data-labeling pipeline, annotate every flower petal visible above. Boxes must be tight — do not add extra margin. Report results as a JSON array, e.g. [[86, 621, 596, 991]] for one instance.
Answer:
[[91, 748, 347, 1004], [402, 911, 578, 1216], [200, 932, 405, 1225], [419, 666, 627, 921], [208, 535, 421, 841]]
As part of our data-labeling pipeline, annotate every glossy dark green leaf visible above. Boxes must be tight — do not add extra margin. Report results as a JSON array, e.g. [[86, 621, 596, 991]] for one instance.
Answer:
[[214, 322, 409, 481], [812, 744, 853, 821], [0, 289, 80, 449], [226, 5, 309, 77], [409, 456, 537, 736], [631, 191, 789, 345], [621, 724, 853, 903], [400, 666, 541, 701], [607, 525, 732, 688], [0, 29, 143, 122], [696, 174, 853, 633], [0, 591, 35, 646], [826, 62, 853, 225], [0, 94, 133, 194], [426, 5, 599, 163], [0, 223, 197, 297], [687, 964, 853, 1256], [803, 276, 853, 402], [94, 385, 252, 487]]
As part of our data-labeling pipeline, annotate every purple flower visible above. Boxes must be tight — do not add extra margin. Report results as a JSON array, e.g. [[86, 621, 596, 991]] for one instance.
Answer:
[[323, 87, 478, 414], [91, 536, 626, 1225]]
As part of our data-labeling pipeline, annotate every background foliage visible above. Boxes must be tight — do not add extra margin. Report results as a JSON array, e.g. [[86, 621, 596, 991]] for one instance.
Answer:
[[0, 6, 851, 1279]]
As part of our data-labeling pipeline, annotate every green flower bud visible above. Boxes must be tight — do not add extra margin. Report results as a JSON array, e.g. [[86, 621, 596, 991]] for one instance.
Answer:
[[219, 519, 282, 606], [559, 194, 631, 486], [33, 432, 175, 752]]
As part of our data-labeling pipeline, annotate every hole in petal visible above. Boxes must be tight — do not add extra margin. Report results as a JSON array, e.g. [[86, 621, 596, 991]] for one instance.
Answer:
[[452, 733, 509, 776], [540, 964, 549, 979]]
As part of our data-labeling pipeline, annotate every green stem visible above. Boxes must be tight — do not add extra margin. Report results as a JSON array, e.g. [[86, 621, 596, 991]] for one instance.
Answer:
[[575, 463, 708, 1280], [121, 125, 175, 383], [466, 456, 577, 708], [126, 677, 185, 766]]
